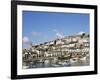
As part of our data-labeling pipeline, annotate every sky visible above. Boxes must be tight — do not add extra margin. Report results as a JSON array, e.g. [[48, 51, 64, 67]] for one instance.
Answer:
[[22, 11, 89, 48]]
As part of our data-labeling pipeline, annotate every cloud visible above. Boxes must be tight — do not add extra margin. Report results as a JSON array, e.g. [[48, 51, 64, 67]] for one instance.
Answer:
[[78, 31, 85, 35], [52, 29, 57, 32], [23, 36, 29, 43], [52, 29, 64, 39], [56, 33, 64, 38], [31, 32, 41, 36]]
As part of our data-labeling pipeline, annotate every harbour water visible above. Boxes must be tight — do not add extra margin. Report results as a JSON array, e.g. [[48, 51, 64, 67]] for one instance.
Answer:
[[23, 56, 89, 69]]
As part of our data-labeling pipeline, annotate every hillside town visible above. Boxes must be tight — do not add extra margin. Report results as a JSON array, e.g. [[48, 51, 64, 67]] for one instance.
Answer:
[[22, 32, 90, 69]]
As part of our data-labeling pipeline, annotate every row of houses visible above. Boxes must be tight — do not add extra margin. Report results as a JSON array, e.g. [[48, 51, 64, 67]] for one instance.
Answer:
[[22, 32, 90, 63]]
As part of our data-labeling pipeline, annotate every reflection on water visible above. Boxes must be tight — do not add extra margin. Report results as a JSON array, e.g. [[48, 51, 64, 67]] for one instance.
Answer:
[[23, 56, 89, 69]]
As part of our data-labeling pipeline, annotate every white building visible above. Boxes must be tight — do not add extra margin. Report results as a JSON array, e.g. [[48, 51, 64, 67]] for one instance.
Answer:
[[56, 39, 64, 45]]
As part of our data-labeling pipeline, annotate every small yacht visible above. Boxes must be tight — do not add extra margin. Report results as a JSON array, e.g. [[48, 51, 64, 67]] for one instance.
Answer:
[[80, 56, 87, 61], [70, 58, 78, 63]]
